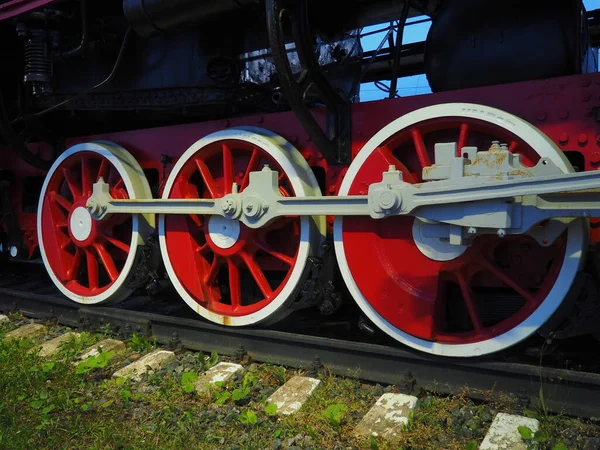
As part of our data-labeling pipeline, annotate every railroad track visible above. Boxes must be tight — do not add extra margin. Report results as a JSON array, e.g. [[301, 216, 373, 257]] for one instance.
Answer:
[[0, 267, 599, 420]]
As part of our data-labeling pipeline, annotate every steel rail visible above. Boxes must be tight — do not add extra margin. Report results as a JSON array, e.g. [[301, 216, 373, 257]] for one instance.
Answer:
[[1, 286, 599, 419]]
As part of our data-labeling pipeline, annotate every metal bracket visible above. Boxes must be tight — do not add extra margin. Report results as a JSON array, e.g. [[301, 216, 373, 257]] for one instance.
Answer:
[[265, 0, 351, 163]]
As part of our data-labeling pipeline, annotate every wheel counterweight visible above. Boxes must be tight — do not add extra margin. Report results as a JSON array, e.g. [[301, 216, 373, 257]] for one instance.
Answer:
[[334, 103, 587, 357], [37, 142, 154, 304], [159, 127, 324, 326]]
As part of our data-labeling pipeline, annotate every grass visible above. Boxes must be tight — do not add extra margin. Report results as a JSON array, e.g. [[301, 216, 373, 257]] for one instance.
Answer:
[[0, 317, 599, 450]]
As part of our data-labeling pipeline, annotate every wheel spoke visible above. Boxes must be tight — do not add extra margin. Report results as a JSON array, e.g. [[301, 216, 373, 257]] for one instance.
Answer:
[[86, 249, 99, 289], [104, 236, 130, 254], [411, 128, 432, 168], [188, 214, 203, 228], [255, 239, 294, 266], [477, 256, 536, 306], [62, 168, 81, 199], [241, 251, 273, 298], [456, 270, 483, 333], [241, 148, 261, 190], [194, 158, 220, 198], [81, 157, 92, 197], [228, 260, 242, 308], [65, 249, 82, 281], [457, 123, 469, 155], [222, 143, 233, 194], [94, 243, 119, 282], [204, 256, 223, 285], [97, 159, 109, 182], [55, 218, 68, 230], [196, 242, 210, 255], [109, 178, 127, 200], [49, 192, 73, 212]]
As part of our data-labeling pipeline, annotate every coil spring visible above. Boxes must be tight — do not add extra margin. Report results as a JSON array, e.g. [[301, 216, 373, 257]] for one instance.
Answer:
[[23, 29, 51, 85]]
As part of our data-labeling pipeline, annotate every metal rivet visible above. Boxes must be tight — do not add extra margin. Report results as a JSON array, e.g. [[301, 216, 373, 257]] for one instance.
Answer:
[[578, 133, 588, 145], [559, 111, 569, 119], [559, 133, 569, 144], [536, 112, 547, 121]]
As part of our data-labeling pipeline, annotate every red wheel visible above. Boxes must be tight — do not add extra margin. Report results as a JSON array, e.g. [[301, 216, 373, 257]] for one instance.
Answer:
[[335, 103, 587, 357], [159, 127, 324, 326], [37, 142, 154, 304]]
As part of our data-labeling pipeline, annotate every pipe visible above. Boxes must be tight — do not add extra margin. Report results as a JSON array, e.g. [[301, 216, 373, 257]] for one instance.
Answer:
[[123, 0, 259, 38]]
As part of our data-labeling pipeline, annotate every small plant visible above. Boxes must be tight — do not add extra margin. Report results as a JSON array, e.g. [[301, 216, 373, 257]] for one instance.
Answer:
[[242, 372, 257, 389], [181, 372, 199, 394], [464, 441, 477, 450], [370, 435, 380, 450], [97, 323, 113, 336], [239, 410, 257, 426], [232, 387, 250, 402], [128, 333, 155, 352], [264, 403, 278, 416], [275, 366, 286, 383], [214, 391, 231, 405], [75, 350, 115, 375], [324, 403, 347, 429], [197, 350, 219, 370], [518, 426, 566, 450]]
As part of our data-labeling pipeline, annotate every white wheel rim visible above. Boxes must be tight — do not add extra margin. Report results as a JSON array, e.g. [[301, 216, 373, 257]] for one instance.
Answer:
[[159, 126, 324, 326], [37, 141, 154, 305], [334, 103, 587, 357]]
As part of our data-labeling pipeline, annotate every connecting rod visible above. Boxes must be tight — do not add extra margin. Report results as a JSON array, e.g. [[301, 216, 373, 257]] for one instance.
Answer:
[[86, 144, 600, 240]]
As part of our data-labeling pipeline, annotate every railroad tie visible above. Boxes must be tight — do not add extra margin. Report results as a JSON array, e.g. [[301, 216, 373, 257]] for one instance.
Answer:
[[353, 393, 419, 439], [75, 339, 127, 364], [480, 413, 540, 450], [3, 323, 46, 341], [266, 376, 321, 415], [112, 349, 175, 381], [35, 332, 81, 357], [195, 362, 244, 393]]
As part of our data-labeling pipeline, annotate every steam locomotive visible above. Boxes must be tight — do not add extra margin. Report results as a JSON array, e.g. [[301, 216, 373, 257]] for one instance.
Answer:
[[1, 0, 599, 357]]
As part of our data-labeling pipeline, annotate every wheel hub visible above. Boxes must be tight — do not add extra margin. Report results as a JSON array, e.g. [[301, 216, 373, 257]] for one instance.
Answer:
[[207, 216, 240, 249], [69, 206, 94, 243], [412, 219, 467, 262]]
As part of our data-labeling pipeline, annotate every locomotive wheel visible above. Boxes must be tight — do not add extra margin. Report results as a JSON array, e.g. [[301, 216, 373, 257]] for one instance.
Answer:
[[37, 142, 154, 304], [335, 103, 587, 357], [159, 127, 323, 326]]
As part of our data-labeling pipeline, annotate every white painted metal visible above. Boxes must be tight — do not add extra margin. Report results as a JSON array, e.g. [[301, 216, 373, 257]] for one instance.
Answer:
[[207, 216, 240, 249], [87, 146, 600, 233], [69, 206, 93, 242], [412, 219, 467, 261], [158, 127, 325, 326], [334, 103, 587, 357], [37, 141, 154, 305]]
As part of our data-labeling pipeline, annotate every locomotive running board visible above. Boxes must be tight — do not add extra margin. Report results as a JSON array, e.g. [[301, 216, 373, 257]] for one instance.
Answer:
[[87, 142, 600, 246]]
